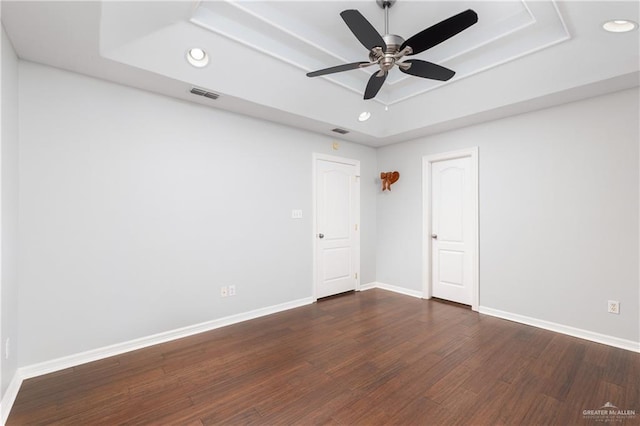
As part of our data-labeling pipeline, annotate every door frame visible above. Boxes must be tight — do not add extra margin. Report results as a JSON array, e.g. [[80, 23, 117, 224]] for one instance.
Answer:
[[422, 147, 479, 311], [312, 153, 361, 301]]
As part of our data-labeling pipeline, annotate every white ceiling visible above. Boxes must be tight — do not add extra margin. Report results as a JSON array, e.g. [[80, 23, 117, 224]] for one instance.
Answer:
[[2, 1, 639, 147]]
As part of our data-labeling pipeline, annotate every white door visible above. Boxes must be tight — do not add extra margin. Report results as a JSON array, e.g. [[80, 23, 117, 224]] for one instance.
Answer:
[[314, 156, 359, 299], [431, 156, 474, 305]]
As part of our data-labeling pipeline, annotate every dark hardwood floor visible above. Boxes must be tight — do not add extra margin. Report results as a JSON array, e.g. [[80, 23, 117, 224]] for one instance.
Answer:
[[7, 289, 639, 425]]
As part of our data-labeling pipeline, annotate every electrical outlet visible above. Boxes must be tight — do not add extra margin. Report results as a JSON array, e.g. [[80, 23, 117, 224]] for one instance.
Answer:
[[228, 285, 236, 296], [221, 286, 228, 298], [608, 300, 620, 314], [5, 338, 9, 360]]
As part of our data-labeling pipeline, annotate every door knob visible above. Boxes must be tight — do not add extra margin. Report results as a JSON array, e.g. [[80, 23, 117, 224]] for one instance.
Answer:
[[318, 233, 324, 239], [431, 234, 438, 239]]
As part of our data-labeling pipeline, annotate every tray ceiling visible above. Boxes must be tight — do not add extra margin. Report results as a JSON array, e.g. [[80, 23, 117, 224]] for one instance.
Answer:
[[2, 1, 638, 146], [189, 1, 569, 105]]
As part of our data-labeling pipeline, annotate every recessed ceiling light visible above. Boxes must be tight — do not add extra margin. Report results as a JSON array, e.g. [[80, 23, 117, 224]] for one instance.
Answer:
[[358, 111, 371, 122], [187, 48, 209, 67], [602, 20, 638, 33]]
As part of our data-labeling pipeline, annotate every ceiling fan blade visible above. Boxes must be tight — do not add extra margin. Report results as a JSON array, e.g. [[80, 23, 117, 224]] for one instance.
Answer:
[[401, 9, 478, 55], [307, 62, 372, 77], [364, 71, 387, 100], [399, 59, 455, 81], [341, 10, 387, 51]]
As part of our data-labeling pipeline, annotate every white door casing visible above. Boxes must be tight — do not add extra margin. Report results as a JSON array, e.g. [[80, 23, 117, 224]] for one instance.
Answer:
[[422, 148, 479, 310], [313, 154, 360, 299]]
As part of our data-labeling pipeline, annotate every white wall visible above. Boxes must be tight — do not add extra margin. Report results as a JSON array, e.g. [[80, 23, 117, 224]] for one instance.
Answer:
[[377, 88, 640, 343], [1, 23, 20, 397], [11, 59, 640, 371], [17, 61, 377, 366]]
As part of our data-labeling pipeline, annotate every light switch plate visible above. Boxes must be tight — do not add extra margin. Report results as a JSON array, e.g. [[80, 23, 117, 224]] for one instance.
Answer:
[[291, 209, 303, 219]]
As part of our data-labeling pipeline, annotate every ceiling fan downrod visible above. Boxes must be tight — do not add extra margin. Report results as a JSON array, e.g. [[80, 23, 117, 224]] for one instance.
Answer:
[[380, 0, 393, 34], [377, 0, 397, 36]]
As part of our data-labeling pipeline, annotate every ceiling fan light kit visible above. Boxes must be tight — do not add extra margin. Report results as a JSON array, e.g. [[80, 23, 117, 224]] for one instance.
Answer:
[[306, 0, 478, 100]]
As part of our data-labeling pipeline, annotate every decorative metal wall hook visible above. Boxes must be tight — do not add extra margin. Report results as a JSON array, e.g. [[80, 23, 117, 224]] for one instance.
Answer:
[[380, 171, 399, 191]]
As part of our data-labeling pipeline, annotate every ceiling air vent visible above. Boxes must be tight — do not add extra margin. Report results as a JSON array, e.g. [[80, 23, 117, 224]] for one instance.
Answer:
[[190, 87, 220, 100], [331, 128, 349, 135]]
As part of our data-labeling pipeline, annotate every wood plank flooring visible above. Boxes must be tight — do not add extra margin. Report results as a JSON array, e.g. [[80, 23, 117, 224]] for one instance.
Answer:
[[7, 289, 640, 425]]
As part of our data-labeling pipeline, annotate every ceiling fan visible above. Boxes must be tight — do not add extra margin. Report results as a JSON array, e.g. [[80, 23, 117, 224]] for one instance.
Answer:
[[306, 0, 478, 100]]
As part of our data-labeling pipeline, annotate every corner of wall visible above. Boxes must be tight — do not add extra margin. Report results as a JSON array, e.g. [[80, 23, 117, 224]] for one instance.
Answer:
[[1, 21, 21, 406]]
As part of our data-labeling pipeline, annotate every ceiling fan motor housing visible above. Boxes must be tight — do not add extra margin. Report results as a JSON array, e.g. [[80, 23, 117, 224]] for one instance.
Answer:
[[382, 34, 405, 51], [369, 34, 405, 71]]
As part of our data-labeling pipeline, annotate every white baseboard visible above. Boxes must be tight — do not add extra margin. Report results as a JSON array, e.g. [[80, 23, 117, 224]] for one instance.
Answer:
[[1, 369, 25, 425], [361, 281, 423, 299], [365, 284, 639, 353], [0, 296, 313, 424], [479, 306, 640, 353], [21, 296, 314, 379], [358, 282, 377, 291]]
